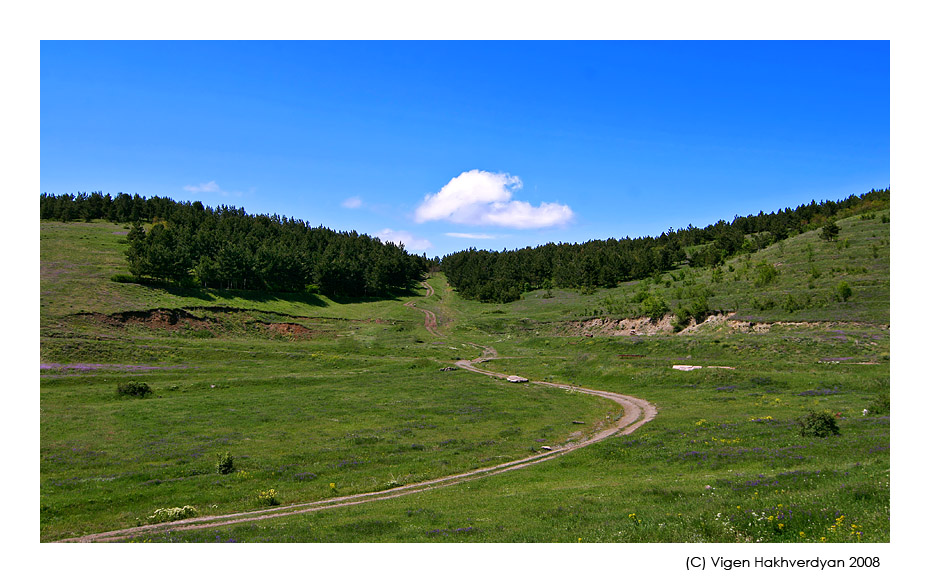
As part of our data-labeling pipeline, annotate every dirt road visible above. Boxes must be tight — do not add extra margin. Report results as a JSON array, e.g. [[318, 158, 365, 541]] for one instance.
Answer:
[[403, 280, 442, 336], [59, 281, 656, 542]]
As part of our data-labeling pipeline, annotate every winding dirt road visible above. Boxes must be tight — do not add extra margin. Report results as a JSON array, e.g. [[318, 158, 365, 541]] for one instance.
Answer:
[[60, 281, 656, 542], [403, 280, 441, 336]]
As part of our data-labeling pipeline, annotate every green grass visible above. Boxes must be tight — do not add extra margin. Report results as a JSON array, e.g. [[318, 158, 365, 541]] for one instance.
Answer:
[[39, 216, 889, 542], [42, 357, 616, 540], [468, 213, 890, 328], [40, 220, 413, 321]]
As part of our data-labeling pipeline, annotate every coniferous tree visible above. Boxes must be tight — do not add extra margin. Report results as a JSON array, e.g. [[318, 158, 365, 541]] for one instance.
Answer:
[[39, 188, 887, 301], [820, 220, 841, 242]]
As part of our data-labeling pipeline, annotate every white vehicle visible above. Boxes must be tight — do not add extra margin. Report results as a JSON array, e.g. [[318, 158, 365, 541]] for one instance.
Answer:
[[506, 375, 528, 383]]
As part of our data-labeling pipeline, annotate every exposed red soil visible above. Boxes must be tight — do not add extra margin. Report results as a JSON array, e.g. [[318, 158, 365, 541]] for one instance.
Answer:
[[83, 308, 214, 330], [259, 321, 328, 338], [76, 307, 338, 339]]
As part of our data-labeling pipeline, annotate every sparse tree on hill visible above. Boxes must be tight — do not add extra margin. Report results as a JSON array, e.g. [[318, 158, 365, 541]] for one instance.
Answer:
[[820, 220, 841, 242]]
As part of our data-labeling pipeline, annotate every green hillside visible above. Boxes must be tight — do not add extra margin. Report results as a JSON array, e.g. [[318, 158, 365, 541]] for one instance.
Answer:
[[39, 207, 889, 543], [445, 211, 889, 333]]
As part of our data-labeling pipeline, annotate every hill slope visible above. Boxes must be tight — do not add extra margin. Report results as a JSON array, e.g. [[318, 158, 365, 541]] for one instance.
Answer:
[[39, 207, 889, 543]]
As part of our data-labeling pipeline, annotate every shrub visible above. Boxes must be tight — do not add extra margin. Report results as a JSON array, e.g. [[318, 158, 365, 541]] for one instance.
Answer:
[[819, 220, 841, 242], [867, 393, 890, 416], [836, 281, 852, 302], [116, 380, 152, 398], [673, 305, 692, 332], [148, 505, 197, 523], [640, 294, 669, 321], [257, 489, 280, 506], [798, 410, 840, 438], [783, 293, 803, 313], [631, 289, 650, 303], [216, 452, 235, 475], [673, 295, 710, 331], [750, 296, 777, 311], [110, 273, 142, 284], [754, 262, 779, 287], [689, 294, 710, 323]]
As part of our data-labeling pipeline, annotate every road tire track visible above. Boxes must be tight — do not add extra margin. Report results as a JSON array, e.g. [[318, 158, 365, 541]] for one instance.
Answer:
[[59, 280, 656, 542], [403, 280, 440, 336]]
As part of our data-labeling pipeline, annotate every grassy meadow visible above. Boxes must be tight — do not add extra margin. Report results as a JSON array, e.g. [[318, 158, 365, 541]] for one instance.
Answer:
[[40, 212, 890, 543]]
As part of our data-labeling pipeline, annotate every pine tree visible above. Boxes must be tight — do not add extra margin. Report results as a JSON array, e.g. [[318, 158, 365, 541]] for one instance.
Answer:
[[820, 220, 841, 242]]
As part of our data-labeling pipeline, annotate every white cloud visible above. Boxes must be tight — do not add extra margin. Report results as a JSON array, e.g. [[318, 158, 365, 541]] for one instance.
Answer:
[[375, 228, 432, 252], [183, 180, 221, 194], [445, 232, 500, 240], [414, 170, 574, 229], [342, 196, 363, 209]]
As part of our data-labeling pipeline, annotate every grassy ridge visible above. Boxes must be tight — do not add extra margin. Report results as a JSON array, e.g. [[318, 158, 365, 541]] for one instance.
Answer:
[[446, 212, 889, 329], [39, 212, 889, 542], [40, 225, 615, 541]]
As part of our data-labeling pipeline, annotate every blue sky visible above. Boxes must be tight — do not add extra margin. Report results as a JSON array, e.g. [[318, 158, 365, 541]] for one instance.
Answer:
[[20, 20, 927, 574], [40, 41, 889, 257]]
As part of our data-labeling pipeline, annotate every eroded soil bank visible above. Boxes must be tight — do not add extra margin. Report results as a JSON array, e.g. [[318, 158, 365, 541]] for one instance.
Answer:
[[556, 312, 889, 337], [67, 307, 394, 339]]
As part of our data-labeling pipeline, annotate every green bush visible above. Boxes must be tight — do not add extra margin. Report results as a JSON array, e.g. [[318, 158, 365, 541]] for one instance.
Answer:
[[631, 290, 650, 303], [836, 281, 853, 302], [257, 489, 280, 506], [640, 294, 669, 321], [689, 294, 710, 322], [673, 305, 692, 332], [116, 380, 152, 398], [820, 220, 841, 242], [750, 296, 777, 311], [216, 452, 235, 475], [110, 273, 142, 284], [673, 295, 710, 331], [148, 505, 197, 523], [754, 262, 779, 287], [867, 393, 890, 416], [783, 293, 802, 313], [798, 410, 840, 438]]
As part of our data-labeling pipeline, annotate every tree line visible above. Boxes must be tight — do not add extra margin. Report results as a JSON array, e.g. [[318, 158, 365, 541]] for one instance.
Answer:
[[440, 188, 889, 303], [40, 192, 429, 297]]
